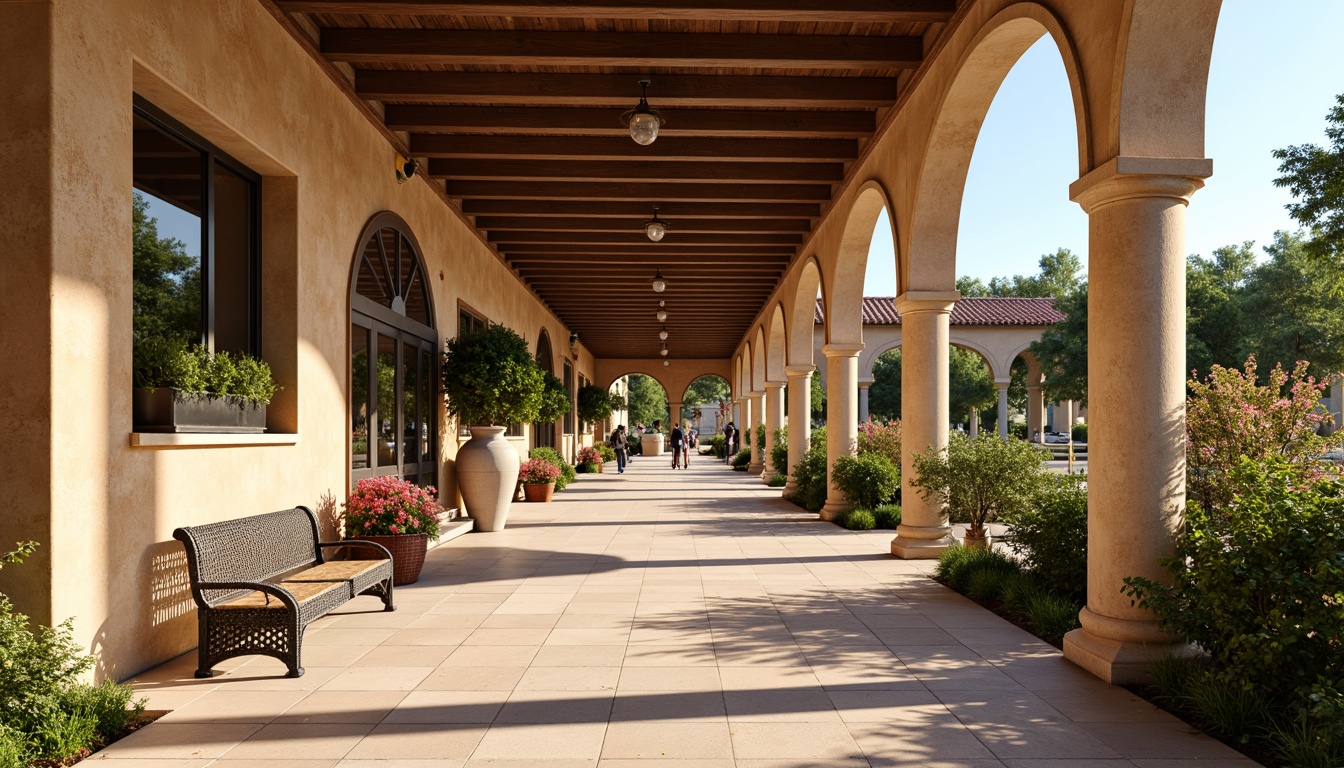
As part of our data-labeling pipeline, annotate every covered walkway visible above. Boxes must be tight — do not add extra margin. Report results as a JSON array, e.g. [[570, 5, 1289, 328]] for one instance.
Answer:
[[115, 462, 1252, 767]]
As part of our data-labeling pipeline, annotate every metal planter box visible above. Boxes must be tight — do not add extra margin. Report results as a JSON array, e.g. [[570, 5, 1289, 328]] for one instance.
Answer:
[[133, 388, 267, 433]]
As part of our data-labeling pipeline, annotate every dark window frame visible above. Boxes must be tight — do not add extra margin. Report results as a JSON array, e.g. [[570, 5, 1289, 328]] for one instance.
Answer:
[[133, 95, 262, 355]]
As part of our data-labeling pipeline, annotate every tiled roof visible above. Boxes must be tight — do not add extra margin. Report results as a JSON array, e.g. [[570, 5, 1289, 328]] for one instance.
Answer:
[[814, 296, 1065, 326]]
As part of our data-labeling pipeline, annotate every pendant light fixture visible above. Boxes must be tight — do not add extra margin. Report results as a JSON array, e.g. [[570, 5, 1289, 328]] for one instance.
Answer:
[[651, 268, 667, 293], [620, 79, 664, 146], [644, 206, 668, 242], [655, 301, 668, 323], [658, 326, 668, 341], [660, 345, 669, 357]]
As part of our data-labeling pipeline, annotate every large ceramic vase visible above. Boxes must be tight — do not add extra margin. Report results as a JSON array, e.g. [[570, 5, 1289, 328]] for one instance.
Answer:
[[456, 426, 520, 532]]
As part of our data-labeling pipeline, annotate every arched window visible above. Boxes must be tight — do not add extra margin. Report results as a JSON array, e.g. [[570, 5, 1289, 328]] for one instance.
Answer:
[[533, 331, 556, 450], [350, 212, 438, 487]]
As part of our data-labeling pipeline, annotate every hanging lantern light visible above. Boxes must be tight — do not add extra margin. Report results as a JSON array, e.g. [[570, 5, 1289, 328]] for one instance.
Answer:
[[644, 206, 668, 242], [655, 300, 668, 323], [658, 326, 668, 341], [660, 346, 669, 357], [651, 268, 666, 293], [663, 360, 670, 367], [620, 79, 664, 146]]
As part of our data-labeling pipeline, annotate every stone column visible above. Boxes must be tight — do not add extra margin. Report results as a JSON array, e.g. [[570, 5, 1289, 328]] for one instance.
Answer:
[[762, 381, 785, 481], [820, 343, 863, 521], [736, 397, 750, 460], [1027, 385, 1044, 441], [968, 409, 979, 439], [783, 365, 813, 494], [858, 381, 871, 423], [747, 392, 765, 475], [996, 381, 1010, 439], [1062, 161, 1207, 684], [669, 400, 683, 431], [891, 292, 959, 558]]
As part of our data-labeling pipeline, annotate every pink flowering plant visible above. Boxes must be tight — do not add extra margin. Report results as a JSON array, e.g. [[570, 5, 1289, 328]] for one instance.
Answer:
[[519, 458, 561, 485], [1186, 356, 1342, 512], [342, 476, 442, 540], [575, 446, 602, 465], [857, 419, 902, 466]]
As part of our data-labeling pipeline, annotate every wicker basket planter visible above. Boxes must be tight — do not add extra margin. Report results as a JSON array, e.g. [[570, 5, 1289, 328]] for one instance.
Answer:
[[522, 482, 555, 502], [347, 533, 428, 586]]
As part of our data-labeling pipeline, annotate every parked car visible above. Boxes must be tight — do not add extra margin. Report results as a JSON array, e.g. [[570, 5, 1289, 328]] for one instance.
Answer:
[[1044, 432, 1071, 444]]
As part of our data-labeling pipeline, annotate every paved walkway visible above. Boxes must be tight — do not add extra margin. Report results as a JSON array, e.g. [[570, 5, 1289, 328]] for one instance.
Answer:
[[110, 456, 1256, 767]]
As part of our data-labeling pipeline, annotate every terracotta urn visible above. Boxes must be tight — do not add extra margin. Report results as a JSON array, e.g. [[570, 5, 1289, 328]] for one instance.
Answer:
[[456, 426, 520, 531]]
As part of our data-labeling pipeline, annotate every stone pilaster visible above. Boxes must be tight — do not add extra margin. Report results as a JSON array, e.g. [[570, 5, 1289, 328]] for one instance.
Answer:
[[820, 343, 863, 521], [783, 365, 813, 494]]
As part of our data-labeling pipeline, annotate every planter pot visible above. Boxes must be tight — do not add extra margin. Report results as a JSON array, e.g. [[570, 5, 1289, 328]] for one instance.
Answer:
[[456, 426, 520, 532], [576, 461, 599, 474], [962, 531, 993, 550], [640, 433, 665, 456], [133, 388, 266, 433], [347, 533, 428, 586], [523, 482, 555, 502]]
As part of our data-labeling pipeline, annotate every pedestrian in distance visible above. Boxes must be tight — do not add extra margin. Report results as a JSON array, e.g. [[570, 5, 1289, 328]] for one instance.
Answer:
[[670, 422, 686, 469], [610, 425, 628, 474], [722, 421, 737, 463]]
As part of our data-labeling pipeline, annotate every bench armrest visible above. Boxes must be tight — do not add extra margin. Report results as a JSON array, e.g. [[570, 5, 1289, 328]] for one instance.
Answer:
[[318, 540, 394, 560], [194, 580, 300, 610]]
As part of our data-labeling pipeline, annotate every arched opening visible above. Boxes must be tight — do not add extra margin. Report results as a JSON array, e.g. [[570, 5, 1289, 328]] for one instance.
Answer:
[[621, 373, 670, 435], [533, 330, 556, 450], [681, 374, 732, 440], [349, 212, 438, 488]]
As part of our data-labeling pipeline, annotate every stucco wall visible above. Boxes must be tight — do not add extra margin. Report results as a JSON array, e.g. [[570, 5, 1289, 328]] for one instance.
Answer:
[[0, 0, 590, 679]]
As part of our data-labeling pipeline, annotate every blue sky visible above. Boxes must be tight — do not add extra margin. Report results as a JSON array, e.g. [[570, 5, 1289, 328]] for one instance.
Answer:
[[863, 0, 1344, 295]]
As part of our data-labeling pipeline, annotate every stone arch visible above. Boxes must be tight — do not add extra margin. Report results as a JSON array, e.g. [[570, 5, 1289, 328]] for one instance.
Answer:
[[1110, 0, 1222, 160], [947, 336, 1001, 381], [788, 257, 824, 368], [752, 326, 767, 393], [1006, 341, 1044, 385], [765, 303, 787, 383], [826, 181, 895, 347], [906, 4, 1090, 293], [598, 369, 671, 399]]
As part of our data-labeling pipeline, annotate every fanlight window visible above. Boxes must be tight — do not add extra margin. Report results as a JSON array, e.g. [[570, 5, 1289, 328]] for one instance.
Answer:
[[355, 226, 431, 326]]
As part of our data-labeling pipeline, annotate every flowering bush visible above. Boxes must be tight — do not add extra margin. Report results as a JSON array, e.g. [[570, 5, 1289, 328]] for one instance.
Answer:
[[858, 419, 901, 466], [519, 458, 561, 485], [342, 476, 442, 540], [575, 446, 601, 465], [1187, 356, 1341, 511]]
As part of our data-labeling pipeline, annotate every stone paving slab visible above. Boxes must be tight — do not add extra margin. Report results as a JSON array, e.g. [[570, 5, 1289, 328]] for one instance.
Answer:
[[108, 457, 1259, 767]]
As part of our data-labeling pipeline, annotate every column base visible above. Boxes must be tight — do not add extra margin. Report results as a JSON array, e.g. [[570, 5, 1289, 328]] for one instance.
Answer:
[[819, 499, 850, 522], [890, 534, 956, 559], [746, 462, 764, 475], [1062, 607, 1199, 685], [781, 480, 797, 495]]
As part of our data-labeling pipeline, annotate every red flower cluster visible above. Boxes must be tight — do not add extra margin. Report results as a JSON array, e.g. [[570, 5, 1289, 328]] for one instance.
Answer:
[[341, 475, 443, 540], [575, 446, 602, 465], [519, 458, 562, 484]]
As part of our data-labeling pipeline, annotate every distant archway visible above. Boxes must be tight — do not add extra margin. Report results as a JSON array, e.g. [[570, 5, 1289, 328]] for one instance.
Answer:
[[533, 330, 556, 450]]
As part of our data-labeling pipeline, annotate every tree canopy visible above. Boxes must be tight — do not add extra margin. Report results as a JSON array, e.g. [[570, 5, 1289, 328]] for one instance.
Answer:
[[1273, 92, 1344, 262], [133, 191, 200, 345], [626, 374, 668, 427]]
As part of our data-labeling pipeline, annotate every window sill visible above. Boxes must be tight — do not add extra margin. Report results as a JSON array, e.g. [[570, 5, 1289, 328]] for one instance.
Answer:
[[130, 433, 299, 449]]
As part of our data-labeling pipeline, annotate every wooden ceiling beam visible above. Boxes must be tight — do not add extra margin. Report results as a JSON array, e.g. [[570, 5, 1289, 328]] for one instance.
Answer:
[[359, 72, 897, 109], [413, 135, 857, 163], [430, 159, 843, 184], [284, 0, 955, 23], [461, 200, 820, 219], [321, 29, 923, 70], [388, 106, 873, 138], [491, 231, 800, 245], [445, 180, 833, 202], [504, 246, 792, 257], [480, 217, 810, 234]]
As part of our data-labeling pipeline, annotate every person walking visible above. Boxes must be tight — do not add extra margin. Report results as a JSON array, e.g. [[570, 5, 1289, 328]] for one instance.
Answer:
[[610, 425, 627, 474], [722, 421, 737, 463], [670, 422, 686, 469]]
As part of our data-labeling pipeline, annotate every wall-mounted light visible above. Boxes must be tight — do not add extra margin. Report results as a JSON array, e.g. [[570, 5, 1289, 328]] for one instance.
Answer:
[[644, 206, 668, 242], [620, 79, 664, 146], [569, 331, 579, 350], [651, 268, 666, 293], [395, 153, 419, 184]]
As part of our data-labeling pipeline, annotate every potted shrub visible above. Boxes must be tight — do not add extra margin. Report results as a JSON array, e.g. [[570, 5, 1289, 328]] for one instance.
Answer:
[[132, 338, 278, 433], [911, 433, 1044, 548], [575, 446, 603, 474], [342, 476, 443, 585], [537, 372, 571, 426], [519, 458, 561, 502], [576, 384, 619, 430], [442, 325, 546, 532]]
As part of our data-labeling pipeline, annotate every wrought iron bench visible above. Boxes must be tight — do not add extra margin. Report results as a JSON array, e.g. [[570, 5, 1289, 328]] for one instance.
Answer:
[[173, 506, 395, 678]]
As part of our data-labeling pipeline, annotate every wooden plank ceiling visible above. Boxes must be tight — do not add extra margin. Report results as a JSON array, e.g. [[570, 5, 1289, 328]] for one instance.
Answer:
[[274, 0, 956, 359]]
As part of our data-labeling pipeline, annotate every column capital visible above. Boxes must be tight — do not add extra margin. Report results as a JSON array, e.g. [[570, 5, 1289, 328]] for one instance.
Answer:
[[763, 380, 786, 391], [895, 291, 959, 315], [749, 390, 764, 398], [784, 364, 815, 377], [858, 380, 873, 389], [822, 342, 864, 358], [1070, 156, 1210, 213], [994, 379, 1011, 389]]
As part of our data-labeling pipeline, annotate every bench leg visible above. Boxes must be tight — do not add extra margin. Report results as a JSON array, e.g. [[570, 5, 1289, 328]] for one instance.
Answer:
[[382, 576, 396, 612], [195, 617, 216, 677]]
